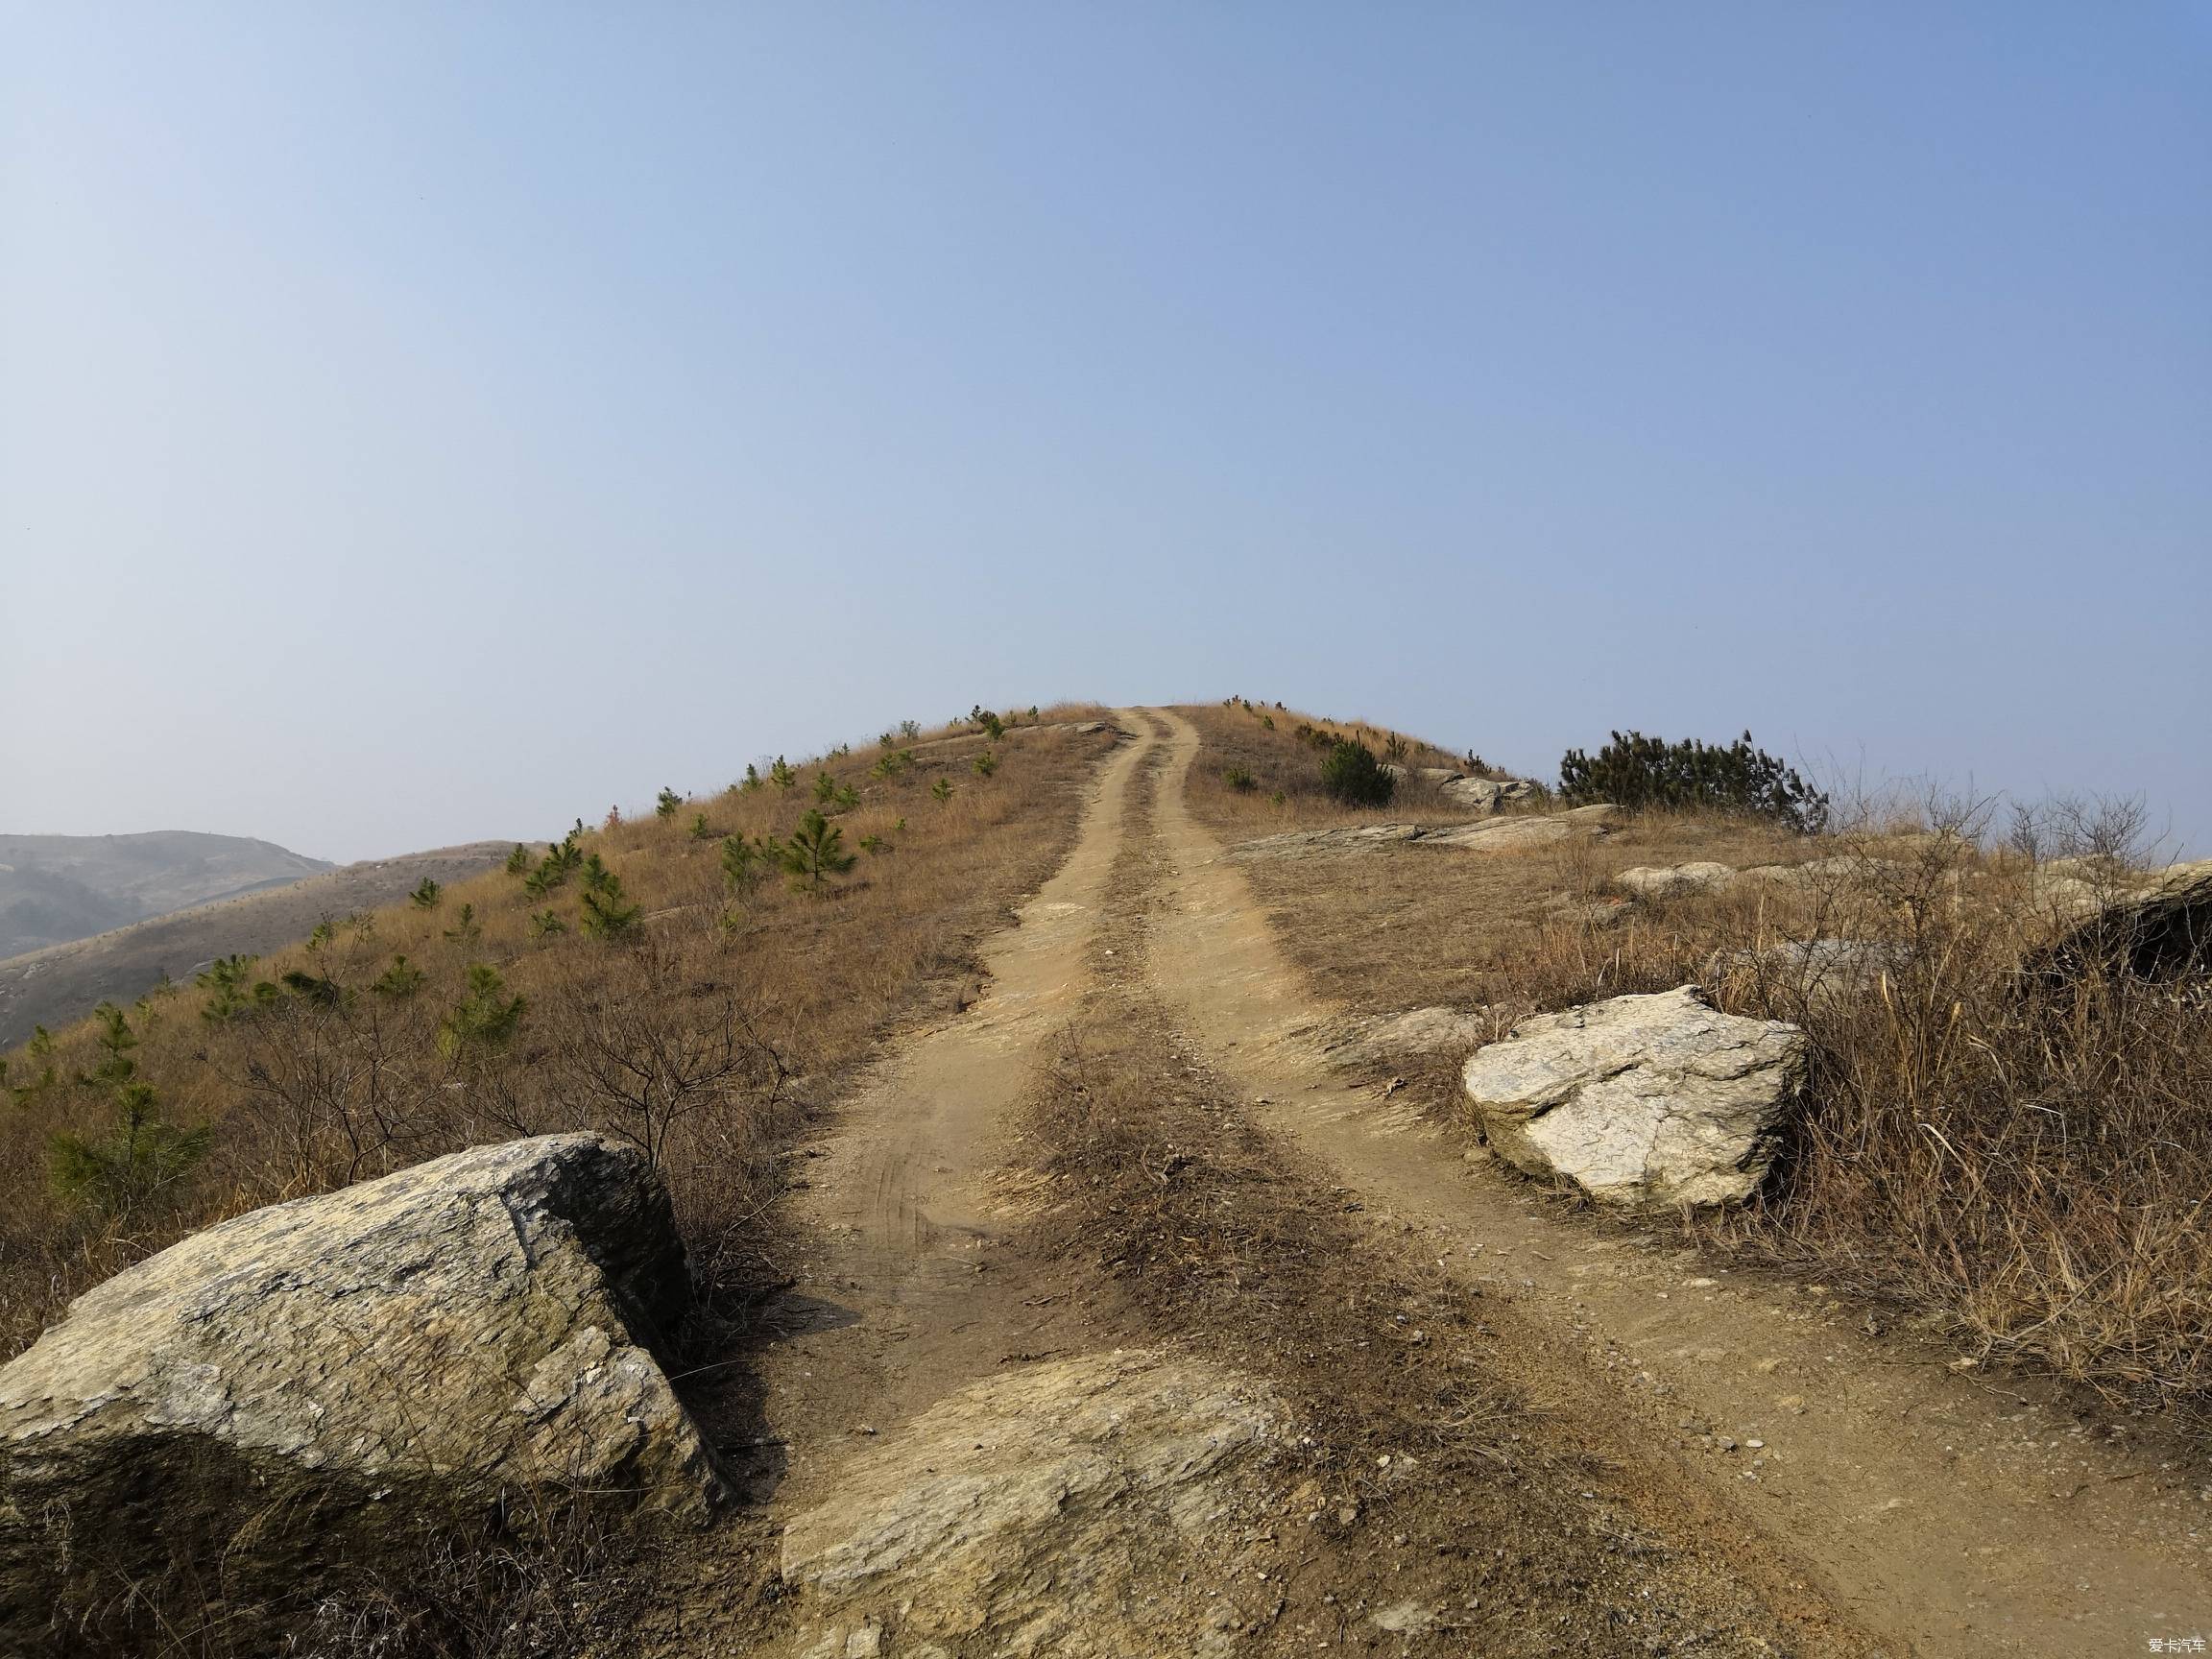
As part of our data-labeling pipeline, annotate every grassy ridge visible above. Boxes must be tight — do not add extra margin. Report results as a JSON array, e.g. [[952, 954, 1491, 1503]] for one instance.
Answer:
[[0, 706, 1114, 1362]]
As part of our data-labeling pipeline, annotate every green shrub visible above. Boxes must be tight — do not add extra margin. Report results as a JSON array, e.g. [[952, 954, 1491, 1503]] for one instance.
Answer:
[[408, 878, 443, 910], [1319, 738, 1395, 807], [278, 969, 345, 1007], [441, 902, 481, 945], [503, 843, 532, 876], [1223, 766, 1258, 793], [900, 719, 922, 740], [721, 834, 768, 894], [49, 1003, 207, 1217], [195, 954, 265, 1022], [1557, 730, 1828, 830], [656, 787, 683, 819], [930, 777, 954, 803], [438, 964, 525, 1057], [527, 909, 566, 938], [370, 954, 427, 998], [579, 876, 641, 939], [973, 750, 998, 778], [770, 757, 797, 791]]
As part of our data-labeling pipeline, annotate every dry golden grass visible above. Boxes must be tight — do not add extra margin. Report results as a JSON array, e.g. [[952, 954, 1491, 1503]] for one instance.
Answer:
[[1178, 699, 1487, 838], [1186, 707, 2212, 1411], [0, 709, 1117, 1364]]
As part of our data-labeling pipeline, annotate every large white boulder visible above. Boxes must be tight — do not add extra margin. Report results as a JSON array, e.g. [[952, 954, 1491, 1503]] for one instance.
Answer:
[[1461, 986, 1803, 1212], [0, 1133, 722, 1645]]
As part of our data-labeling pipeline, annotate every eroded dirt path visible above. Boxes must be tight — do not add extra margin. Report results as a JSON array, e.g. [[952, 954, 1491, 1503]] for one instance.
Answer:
[[701, 714, 1872, 1658], [740, 719, 1157, 1508], [1143, 705, 2212, 1658]]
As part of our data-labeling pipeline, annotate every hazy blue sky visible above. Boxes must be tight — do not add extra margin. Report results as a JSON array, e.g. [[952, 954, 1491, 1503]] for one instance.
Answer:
[[5, 5, 2206, 862]]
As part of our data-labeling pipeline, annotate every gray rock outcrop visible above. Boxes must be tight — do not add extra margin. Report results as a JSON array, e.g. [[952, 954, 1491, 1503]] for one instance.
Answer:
[[1438, 777, 1539, 814], [1461, 986, 1803, 1212], [0, 1133, 721, 1645], [2027, 858, 2212, 982]]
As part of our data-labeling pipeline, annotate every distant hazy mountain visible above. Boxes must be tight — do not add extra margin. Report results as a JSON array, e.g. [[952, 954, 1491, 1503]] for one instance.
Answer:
[[0, 831, 335, 959], [0, 841, 517, 1046]]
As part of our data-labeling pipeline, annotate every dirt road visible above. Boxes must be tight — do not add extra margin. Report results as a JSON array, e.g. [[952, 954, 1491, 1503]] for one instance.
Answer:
[[707, 709, 2209, 1657]]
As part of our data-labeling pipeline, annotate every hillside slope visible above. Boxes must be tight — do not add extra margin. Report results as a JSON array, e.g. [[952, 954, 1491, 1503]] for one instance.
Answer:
[[0, 830, 332, 957], [0, 842, 516, 1046]]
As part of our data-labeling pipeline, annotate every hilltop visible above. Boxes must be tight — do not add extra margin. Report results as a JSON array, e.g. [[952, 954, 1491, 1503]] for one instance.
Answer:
[[0, 703, 2203, 1658]]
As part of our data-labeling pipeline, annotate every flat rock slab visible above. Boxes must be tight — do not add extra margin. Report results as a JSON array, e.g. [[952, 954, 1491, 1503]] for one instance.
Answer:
[[1324, 1004, 1493, 1065], [0, 1133, 720, 1646], [1231, 810, 1612, 862], [1615, 861, 1737, 898], [781, 1350, 1284, 1657], [1462, 986, 1803, 1212]]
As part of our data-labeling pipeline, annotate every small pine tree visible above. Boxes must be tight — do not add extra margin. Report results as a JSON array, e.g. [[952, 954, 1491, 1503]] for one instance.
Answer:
[[49, 1081, 210, 1218], [688, 812, 714, 841], [437, 964, 525, 1058], [279, 969, 345, 1007], [1319, 738, 1395, 807], [49, 1002, 208, 1217], [580, 853, 615, 893], [504, 843, 533, 876], [930, 777, 954, 803], [579, 875, 642, 939], [770, 757, 797, 791], [528, 908, 566, 938], [813, 770, 838, 805], [778, 808, 857, 892], [442, 902, 481, 944], [409, 878, 443, 911], [900, 719, 921, 740], [371, 954, 428, 998], [972, 749, 998, 778], [195, 954, 263, 1022], [720, 834, 770, 894], [656, 786, 683, 819], [742, 763, 764, 792]]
